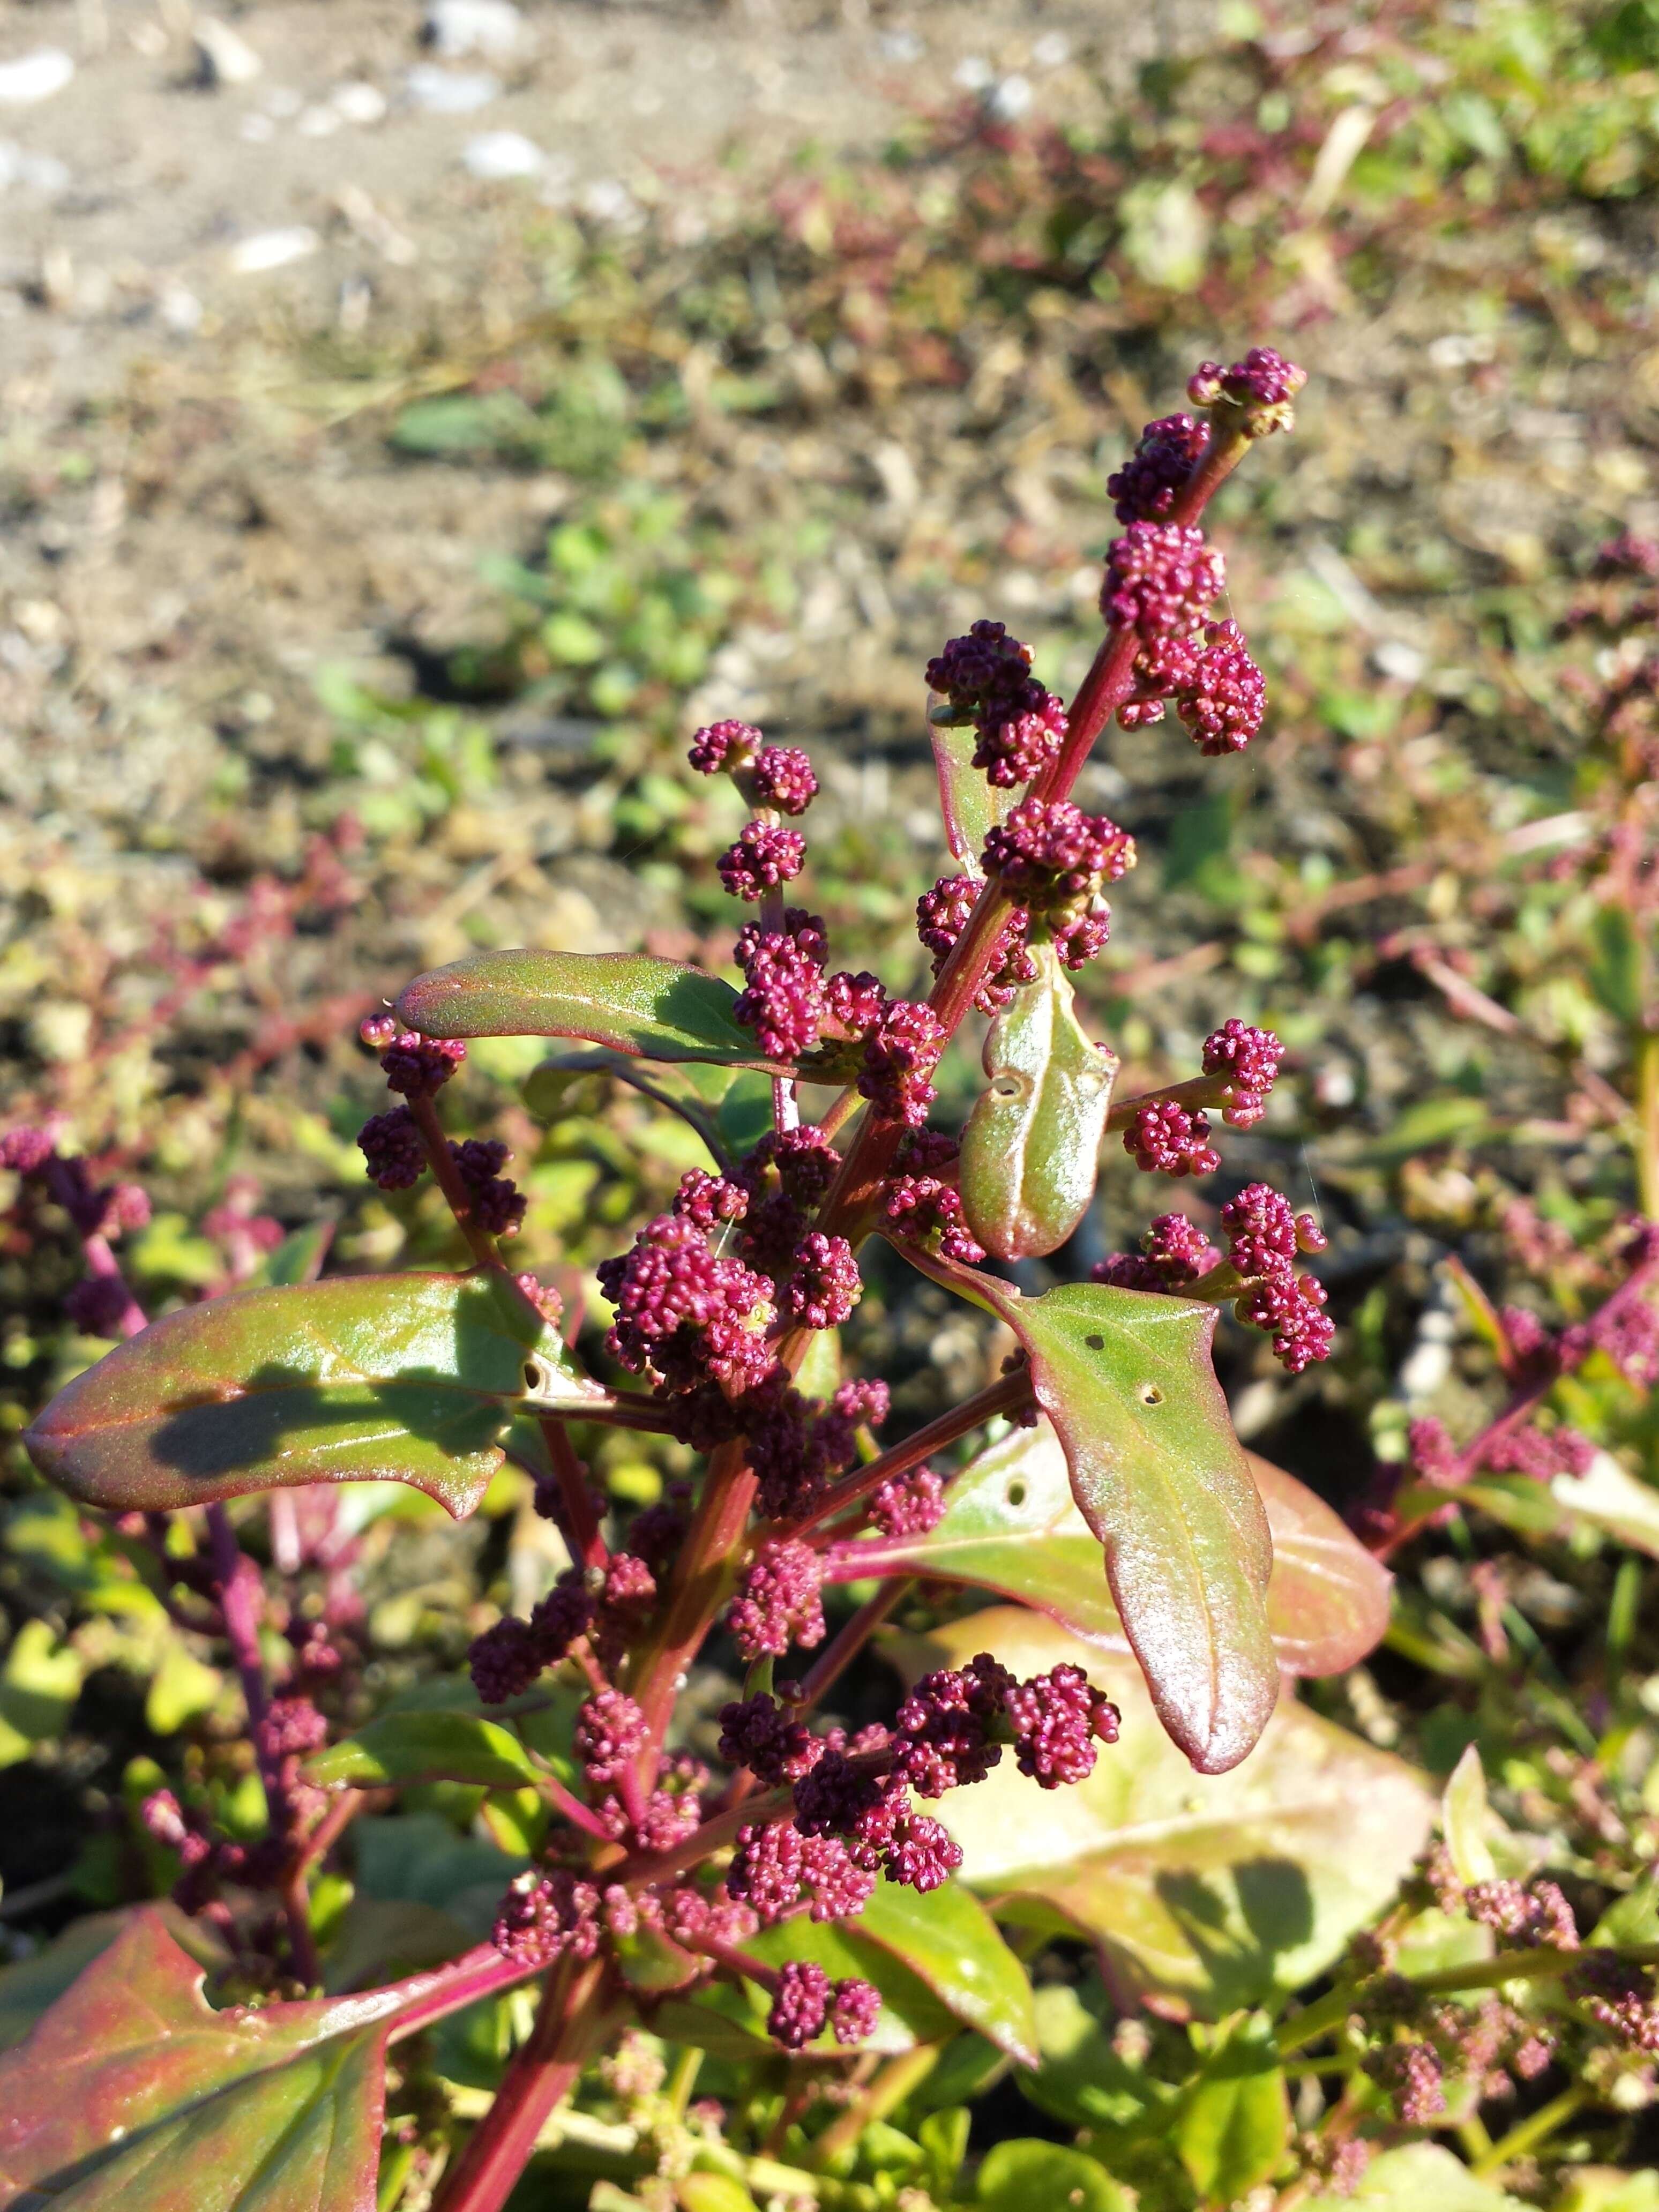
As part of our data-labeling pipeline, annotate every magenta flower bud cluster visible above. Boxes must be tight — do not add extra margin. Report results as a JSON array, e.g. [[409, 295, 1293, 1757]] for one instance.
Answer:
[[1220, 1183, 1333, 1374], [1187, 346, 1307, 435]]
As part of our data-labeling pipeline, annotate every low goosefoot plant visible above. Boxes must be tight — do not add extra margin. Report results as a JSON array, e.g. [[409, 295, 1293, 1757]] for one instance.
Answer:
[[17, 349, 1628, 2212]]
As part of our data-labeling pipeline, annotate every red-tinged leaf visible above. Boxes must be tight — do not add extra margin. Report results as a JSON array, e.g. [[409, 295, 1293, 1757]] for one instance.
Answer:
[[928, 718, 1017, 870], [959, 945, 1118, 1260], [891, 1610, 1436, 2017], [24, 1271, 598, 1518], [831, 1422, 1389, 1679], [397, 948, 789, 1068], [891, 1245, 1275, 1774], [0, 1910, 409, 2212]]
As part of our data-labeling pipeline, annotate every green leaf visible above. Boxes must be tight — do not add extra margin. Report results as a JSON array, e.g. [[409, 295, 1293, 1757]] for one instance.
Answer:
[[855, 1874, 1037, 2063], [1588, 903, 1646, 1026], [1018, 1984, 1169, 2136], [396, 949, 789, 1069], [144, 1644, 222, 1736], [836, 1420, 1390, 1680], [1441, 1744, 1498, 1886], [960, 945, 1117, 1260], [24, 1271, 596, 1519], [895, 1253, 1274, 1773], [917, 2108, 970, 2199], [0, 1908, 227, 2054], [1301, 2142, 1529, 2209], [303, 1711, 539, 1791], [0, 1910, 408, 2212], [250, 1221, 334, 1289], [1174, 2014, 1289, 2204], [976, 2140, 1130, 2212], [0, 1620, 83, 1765], [928, 721, 1017, 869], [717, 1069, 777, 1157], [891, 1608, 1435, 2016]]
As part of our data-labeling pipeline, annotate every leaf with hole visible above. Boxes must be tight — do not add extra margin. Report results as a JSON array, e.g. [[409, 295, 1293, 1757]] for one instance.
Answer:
[[893, 1249, 1275, 1773], [397, 948, 793, 1068], [0, 1910, 413, 2212], [890, 1608, 1434, 2015], [959, 944, 1118, 1259], [303, 1710, 540, 1792], [24, 1271, 596, 1518], [828, 1419, 1389, 1679]]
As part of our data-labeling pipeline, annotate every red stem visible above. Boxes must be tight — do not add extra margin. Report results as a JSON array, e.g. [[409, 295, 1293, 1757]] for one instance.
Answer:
[[537, 1414, 608, 1572], [779, 1367, 1033, 1542], [408, 1090, 500, 1268], [794, 1581, 910, 1707], [431, 1960, 618, 2212]]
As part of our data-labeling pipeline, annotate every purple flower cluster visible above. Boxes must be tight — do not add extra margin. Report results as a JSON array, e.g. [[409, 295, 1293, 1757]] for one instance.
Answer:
[[1187, 347, 1307, 435], [982, 798, 1136, 935], [1003, 1663, 1121, 1787], [467, 1570, 595, 1703], [370, 1024, 467, 1099], [450, 1136, 526, 1236], [779, 1231, 862, 1329], [768, 1959, 881, 2049], [1101, 522, 1225, 640], [1123, 1100, 1221, 1179], [925, 621, 1067, 787], [857, 999, 946, 1126], [727, 1537, 826, 1661], [688, 718, 762, 775], [1220, 1183, 1333, 1374], [492, 1867, 603, 1968], [358, 1105, 425, 1190], [1093, 1209, 1222, 1292], [1122, 622, 1267, 756], [732, 908, 828, 1061], [870, 1464, 946, 1538], [1202, 1018, 1283, 1128], [877, 1172, 987, 1265], [742, 744, 818, 814], [596, 1210, 775, 1398], [1107, 412, 1209, 523], [726, 1819, 875, 1926], [719, 820, 808, 901], [915, 873, 1038, 1014], [574, 1688, 648, 1789]]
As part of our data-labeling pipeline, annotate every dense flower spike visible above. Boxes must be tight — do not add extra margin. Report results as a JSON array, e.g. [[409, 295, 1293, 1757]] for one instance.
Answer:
[[780, 1231, 862, 1329], [1092, 1210, 1221, 1291], [916, 873, 1037, 1014], [1177, 621, 1267, 754], [768, 1960, 831, 2049], [983, 798, 1135, 931], [688, 718, 762, 775], [1188, 346, 1307, 436], [1108, 412, 1210, 522], [1123, 1100, 1221, 1178], [1202, 1018, 1284, 1128], [1003, 1664, 1120, 1788], [829, 1977, 883, 2046], [378, 1028, 466, 1097], [493, 1869, 601, 1968], [858, 999, 946, 1125], [925, 619, 1034, 713], [450, 1136, 525, 1235], [358, 1107, 426, 1189], [877, 1172, 987, 1265], [727, 1538, 826, 1661], [742, 744, 818, 814], [574, 1689, 648, 1789], [596, 1210, 775, 1396], [674, 1169, 750, 1230], [1102, 522, 1225, 639], [892, 1663, 1007, 1796], [719, 821, 807, 901], [731, 910, 828, 1060], [870, 1464, 946, 1538], [973, 687, 1067, 787], [718, 1694, 819, 1787]]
